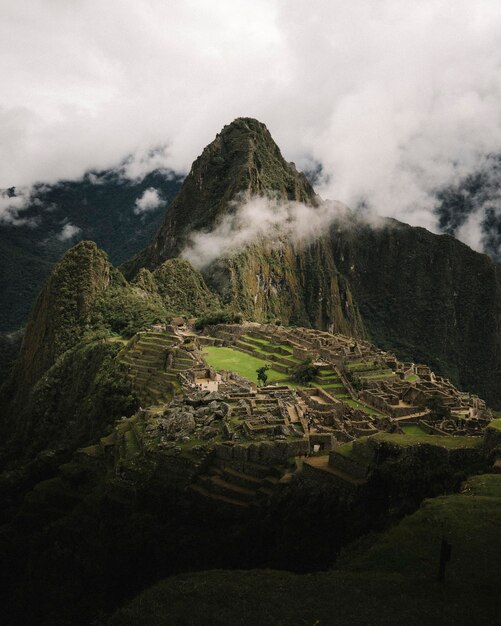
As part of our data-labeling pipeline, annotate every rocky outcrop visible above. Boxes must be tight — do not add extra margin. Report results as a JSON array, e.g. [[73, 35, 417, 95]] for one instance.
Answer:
[[151, 258, 220, 315]]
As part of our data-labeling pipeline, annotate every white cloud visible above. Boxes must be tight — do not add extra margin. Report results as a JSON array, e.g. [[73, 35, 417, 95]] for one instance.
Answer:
[[134, 187, 164, 214], [3, 1, 501, 251], [57, 222, 81, 241], [120, 146, 174, 181], [0, 188, 38, 226], [181, 194, 351, 268]]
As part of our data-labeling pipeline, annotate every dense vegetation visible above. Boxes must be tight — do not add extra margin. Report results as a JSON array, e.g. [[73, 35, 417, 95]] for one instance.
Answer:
[[194, 310, 243, 330], [4, 334, 137, 461], [93, 269, 168, 338], [292, 357, 319, 384]]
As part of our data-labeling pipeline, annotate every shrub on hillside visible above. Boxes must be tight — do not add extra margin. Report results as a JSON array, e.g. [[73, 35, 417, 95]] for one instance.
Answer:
[[194, 310, 243, 331], [292, 358, 319, 384]]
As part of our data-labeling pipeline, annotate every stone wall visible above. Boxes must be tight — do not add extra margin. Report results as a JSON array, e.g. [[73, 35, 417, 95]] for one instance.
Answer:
[[328, 450, 367, 479], [214, 439, 309, 464]]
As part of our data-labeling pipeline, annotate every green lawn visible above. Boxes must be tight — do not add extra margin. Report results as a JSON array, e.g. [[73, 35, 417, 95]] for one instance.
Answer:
[[370, 432, 482, 449], [203, 346, 292, 386], [344, 398, 385, 417], [401, 424, 428, 436]]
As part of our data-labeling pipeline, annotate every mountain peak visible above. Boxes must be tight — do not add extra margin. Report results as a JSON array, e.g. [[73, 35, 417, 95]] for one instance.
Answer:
[[19, 240, 112, 386], [123, 118, 318, 275]]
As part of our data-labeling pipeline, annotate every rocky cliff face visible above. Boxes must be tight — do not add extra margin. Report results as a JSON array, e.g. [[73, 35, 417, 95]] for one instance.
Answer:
[[124, 118, 363, 336], [123, 117, 319, 274], [207, 237, 364, 335], [329, 216, 501, 407]]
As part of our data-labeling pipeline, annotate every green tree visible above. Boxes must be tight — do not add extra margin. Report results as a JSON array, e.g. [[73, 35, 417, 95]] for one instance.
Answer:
[[425, 394, 451, 421], [292, 358, 319, 384], [256, 365, 270, 386]]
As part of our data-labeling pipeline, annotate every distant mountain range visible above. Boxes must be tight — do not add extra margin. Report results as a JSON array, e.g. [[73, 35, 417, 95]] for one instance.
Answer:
[[0, 169, 183, 331]]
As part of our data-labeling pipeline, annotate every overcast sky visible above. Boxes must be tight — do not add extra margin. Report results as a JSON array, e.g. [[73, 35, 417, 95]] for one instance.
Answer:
[[3, 0, 501, 241]]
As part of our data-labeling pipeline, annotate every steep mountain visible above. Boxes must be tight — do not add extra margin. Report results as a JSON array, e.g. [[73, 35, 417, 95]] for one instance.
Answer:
[[329, 216, 501, 406], [18, 241, 112, 388], [0, 240, 217, 460], [137, 258, 221, 316], [123, 117, 320, 272], [124, 118, 364, 337], [0, 169, 183, 332], [125, 118, 501, 406]]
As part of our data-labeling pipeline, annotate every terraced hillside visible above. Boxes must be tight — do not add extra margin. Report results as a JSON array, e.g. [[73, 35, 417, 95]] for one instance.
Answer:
[[205, 327, 389, 422], [118, 329, 199, 406], [191, 457, 292, 509]]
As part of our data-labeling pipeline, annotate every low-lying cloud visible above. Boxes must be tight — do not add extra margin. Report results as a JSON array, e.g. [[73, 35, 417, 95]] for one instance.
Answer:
[[134, 187, 164, 215], [57, 222, 81, 241], [181, 195, 350, 268], [0, 188, 40, 227]]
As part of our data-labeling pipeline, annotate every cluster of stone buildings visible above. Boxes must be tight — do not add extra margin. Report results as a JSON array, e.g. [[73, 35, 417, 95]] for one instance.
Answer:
[[129, 321, 491, 460], [199, 322, 492, 441]]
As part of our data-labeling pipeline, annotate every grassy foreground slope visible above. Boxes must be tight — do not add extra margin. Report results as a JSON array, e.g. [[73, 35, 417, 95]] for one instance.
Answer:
[[110, 474, 501, 626]]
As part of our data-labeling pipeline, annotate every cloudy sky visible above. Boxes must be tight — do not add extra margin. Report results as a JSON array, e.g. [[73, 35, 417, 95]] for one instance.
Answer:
[[3, 0, 501, 242]]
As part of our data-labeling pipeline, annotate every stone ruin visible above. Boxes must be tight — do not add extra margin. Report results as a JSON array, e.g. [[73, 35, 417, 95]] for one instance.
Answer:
[[201, 322, 492, 440]]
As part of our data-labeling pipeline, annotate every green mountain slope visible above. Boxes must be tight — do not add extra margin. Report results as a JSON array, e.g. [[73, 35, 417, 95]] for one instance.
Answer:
[[0, 241, 217, 461], [110, 473, 501, 626]]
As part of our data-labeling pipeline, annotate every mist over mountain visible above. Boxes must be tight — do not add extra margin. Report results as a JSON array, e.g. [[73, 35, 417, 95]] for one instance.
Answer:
[[122, 118, 501, 408], [435, 154, 501, 263], [0, 168, 182, 331]]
